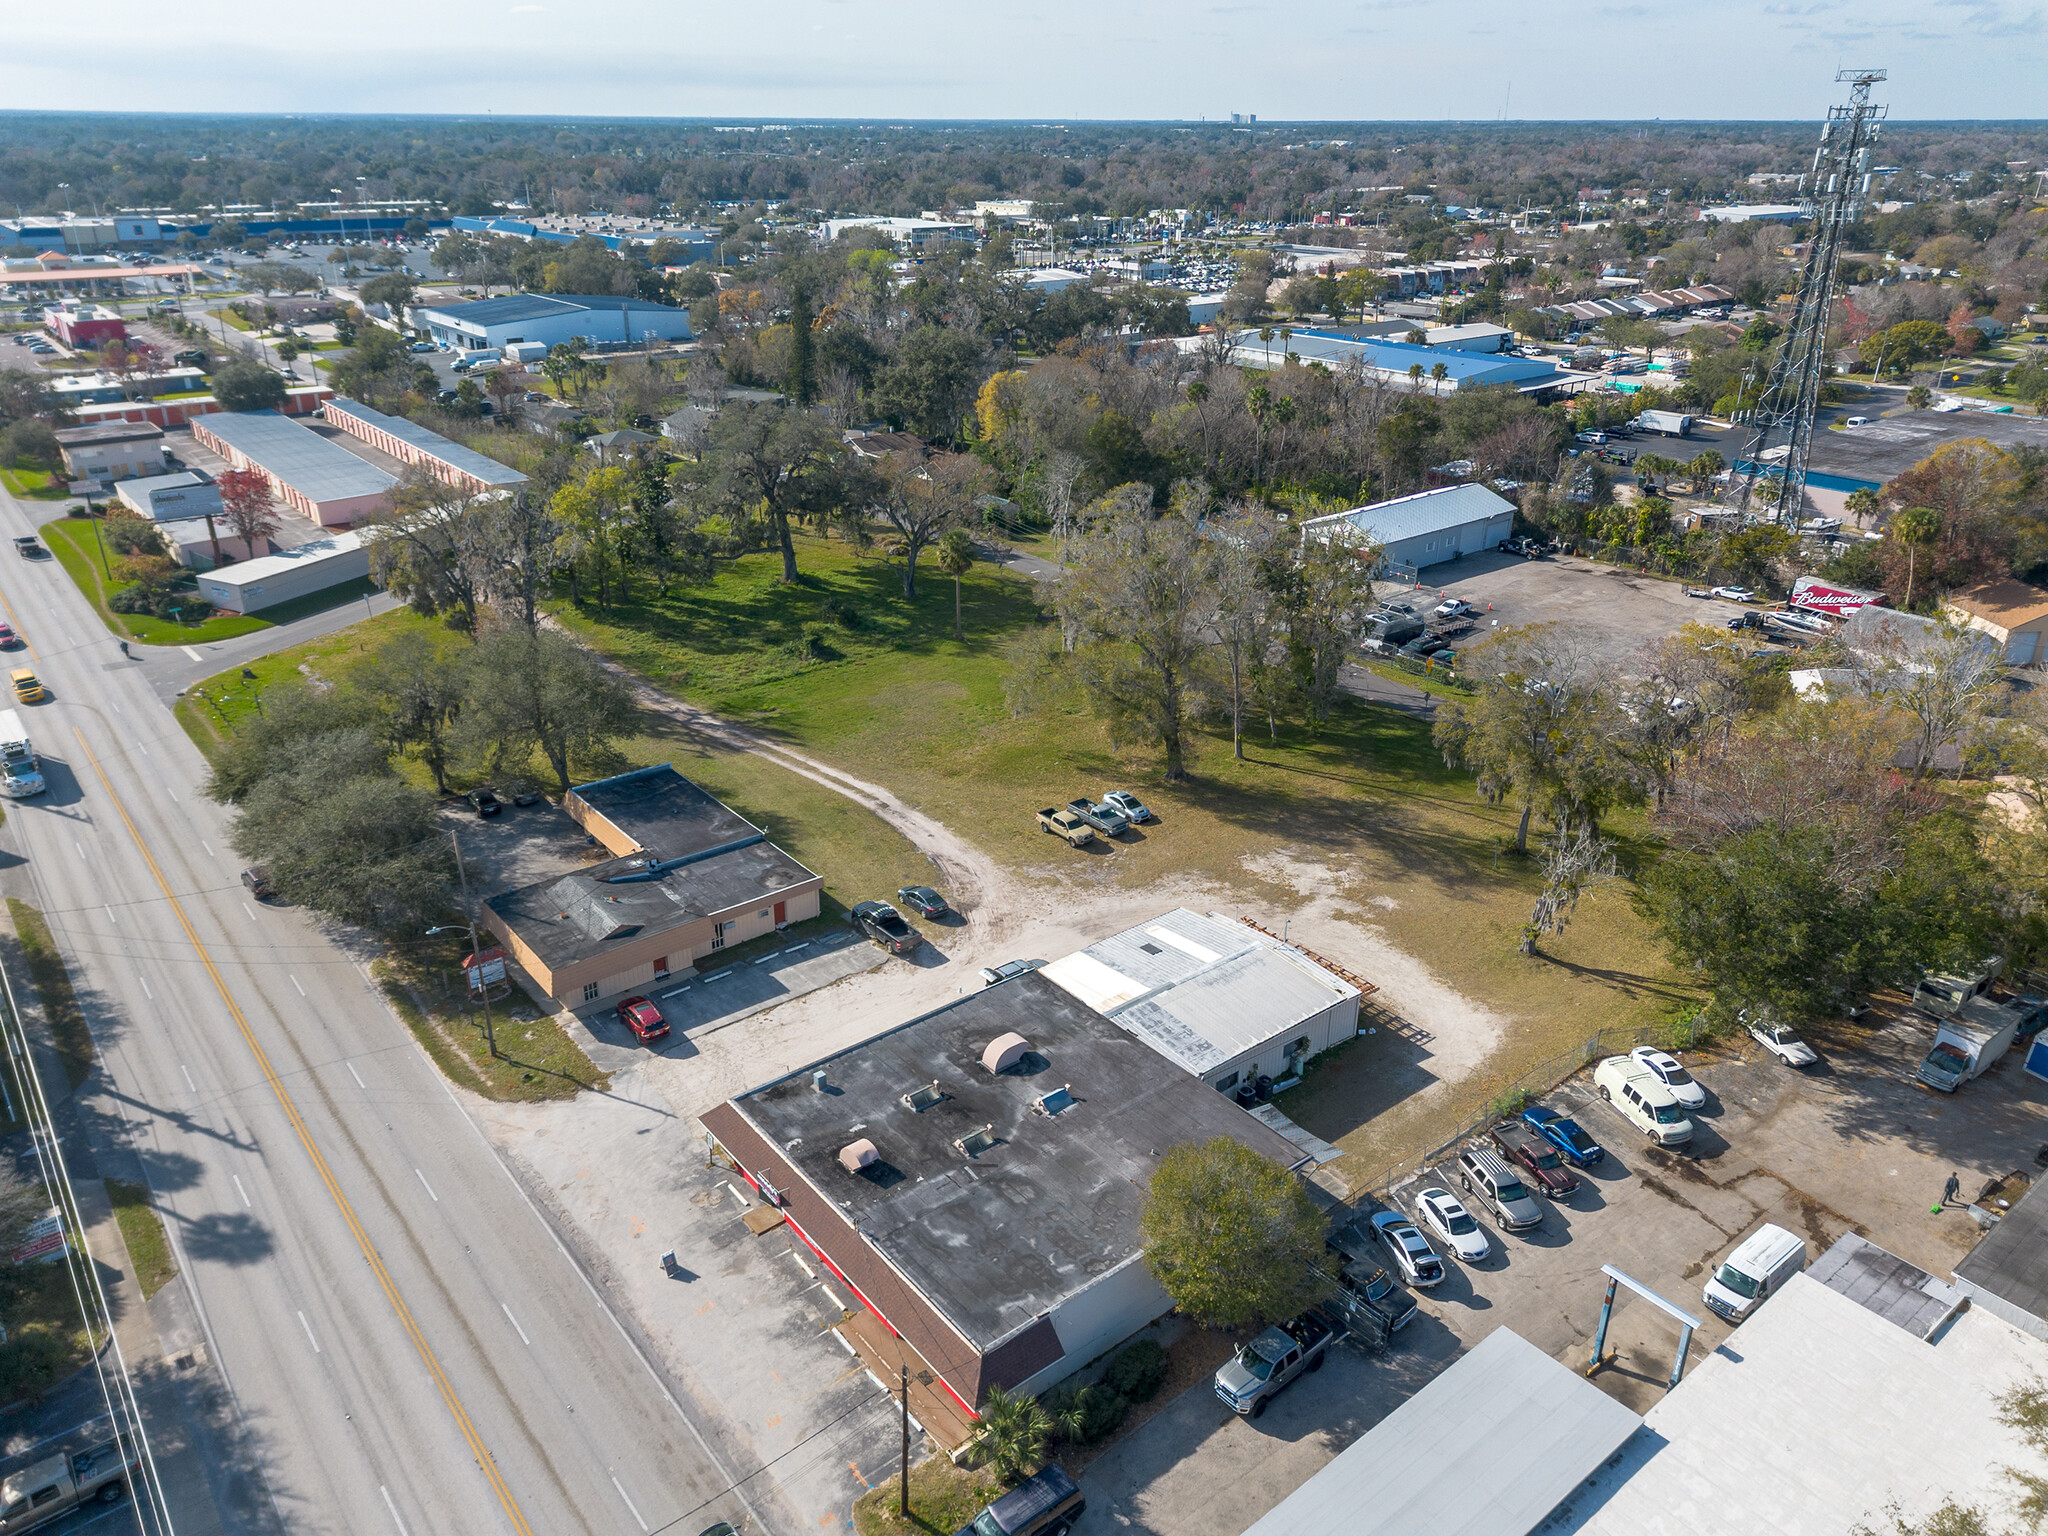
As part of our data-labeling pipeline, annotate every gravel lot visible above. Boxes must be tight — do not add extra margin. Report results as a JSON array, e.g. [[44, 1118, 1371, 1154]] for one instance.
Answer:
[[1075, 997, 2048, 1536]]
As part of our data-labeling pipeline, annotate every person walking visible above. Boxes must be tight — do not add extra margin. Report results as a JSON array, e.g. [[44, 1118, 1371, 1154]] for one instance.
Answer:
[[1934, 1172, 1962, 1213]]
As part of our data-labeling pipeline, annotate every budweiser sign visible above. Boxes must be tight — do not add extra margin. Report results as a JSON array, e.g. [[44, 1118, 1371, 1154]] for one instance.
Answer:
[[1791, 576, 1883, 616]]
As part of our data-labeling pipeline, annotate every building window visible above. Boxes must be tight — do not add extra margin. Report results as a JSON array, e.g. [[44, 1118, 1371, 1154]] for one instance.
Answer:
[[710, 921, 729, 952], [1215, 1072, 1240, 1094], [582, 981, 600, 1002]]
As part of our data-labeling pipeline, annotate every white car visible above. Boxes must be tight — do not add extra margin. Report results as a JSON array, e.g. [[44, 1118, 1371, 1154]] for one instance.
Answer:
[[1748, 1018, 1818, 1068], [1413, 1187, 1491, 1263], [1433, 598, 1475, 619], [1711, 586, 1756, 603], [1845, 415, 1870, 426], [1630, 1046, 1707, 1109], [1102, 790, 1154, 824]]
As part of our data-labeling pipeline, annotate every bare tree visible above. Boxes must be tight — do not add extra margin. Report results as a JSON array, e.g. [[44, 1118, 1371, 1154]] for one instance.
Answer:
[[874, 448, 987, 599], [362, 471, 499, 633], [1523, 825, 1617, 955], [1280, 531, 1376, 726], [1852, 615, 2004, 780], [1203, 506, 1283, 760]]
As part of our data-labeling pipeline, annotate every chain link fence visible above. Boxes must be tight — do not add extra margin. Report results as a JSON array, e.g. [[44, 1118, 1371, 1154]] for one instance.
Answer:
[[1350, 1014, 1708, 1204]]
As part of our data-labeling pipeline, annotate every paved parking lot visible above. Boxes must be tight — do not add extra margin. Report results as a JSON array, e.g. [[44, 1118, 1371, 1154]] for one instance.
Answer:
[[1075, 1000, 2048, 1536]]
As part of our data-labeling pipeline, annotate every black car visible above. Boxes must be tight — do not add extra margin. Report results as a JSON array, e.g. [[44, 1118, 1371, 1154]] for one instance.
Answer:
[[466, 788, 502, 817], [507, 781, 542, 805], [850, 900, 922, 955], [896, 885, 950, 920]]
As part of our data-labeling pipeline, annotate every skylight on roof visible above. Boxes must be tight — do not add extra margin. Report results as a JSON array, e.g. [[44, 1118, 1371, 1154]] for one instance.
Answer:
[[955, 1125, 998, 1158]]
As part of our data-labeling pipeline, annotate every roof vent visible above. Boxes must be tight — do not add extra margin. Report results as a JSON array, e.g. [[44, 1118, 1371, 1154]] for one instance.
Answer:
[[902, 1081, 944, 1113], [955, 1125, 998, 1158], [1033, 1085, 1075, 1117], [838, 1138, 878, 1173], [981, 1033, 1030, 1074], [812, 1070, 830, 1093]]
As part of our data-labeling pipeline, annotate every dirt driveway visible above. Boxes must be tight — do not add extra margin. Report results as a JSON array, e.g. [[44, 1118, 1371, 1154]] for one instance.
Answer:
[[1072, 998, 2048, 1536]]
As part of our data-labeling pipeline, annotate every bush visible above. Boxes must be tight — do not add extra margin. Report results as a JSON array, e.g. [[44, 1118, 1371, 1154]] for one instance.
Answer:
[[1103, 1339, 1168, 1404], [819, 594, 863, 630], [104, 514, 166, 559], [786, 622, 838, 662], [1042, 1382, 1128, 1446]]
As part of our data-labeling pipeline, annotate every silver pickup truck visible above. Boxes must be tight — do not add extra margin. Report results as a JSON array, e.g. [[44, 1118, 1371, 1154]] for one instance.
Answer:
[[1213, 1312, 1333, 1417], [1065, 798, 1130, 837], [0, 1440, 134, 1532]]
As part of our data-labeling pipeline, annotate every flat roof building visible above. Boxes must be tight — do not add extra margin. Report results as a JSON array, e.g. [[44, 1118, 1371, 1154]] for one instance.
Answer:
[[1954, 1175, 2048, 1339], [701, 973, 1309, 1421], [412, 293, 692, 354], [197, 531, 368, 614], [320, 398, 528, 495], [1042, 909, 1362, 1094], [52, 420, 165, 484], [485, 765, 822, 1007], [1301, 483, 1517, 574], [1183, 329, 1587, 395], [115, 470, 221, 523], [1241, 1328, 1643, 1536], [190, 409, 397, 527]]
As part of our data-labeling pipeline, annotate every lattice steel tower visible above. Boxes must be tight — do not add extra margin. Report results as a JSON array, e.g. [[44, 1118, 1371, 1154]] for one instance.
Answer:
[[1735, 68, 1888, 525]]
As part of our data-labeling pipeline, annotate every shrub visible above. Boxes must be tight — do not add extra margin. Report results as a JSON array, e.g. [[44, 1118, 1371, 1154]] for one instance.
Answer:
[[819, 594, 863, 630], [1104, 1339, 1168, 1403], [1041, 1382, 1128, 1446], [104, 514, 166, 559], [786, 622, 838, 662]]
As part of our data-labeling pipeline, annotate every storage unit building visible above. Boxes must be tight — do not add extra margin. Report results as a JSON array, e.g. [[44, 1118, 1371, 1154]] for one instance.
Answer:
[[198, 532, 368, 613], [190, 409, 396, 527], [1041, 908, 1363, 1095], [321, 398, 528, 495], [1300, 483, 1518, 574], [116, 471, 222, 523]]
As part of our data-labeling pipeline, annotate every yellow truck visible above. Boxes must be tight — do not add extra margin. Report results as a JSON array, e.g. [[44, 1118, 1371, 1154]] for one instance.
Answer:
[[1035, 807, 1096, 847]]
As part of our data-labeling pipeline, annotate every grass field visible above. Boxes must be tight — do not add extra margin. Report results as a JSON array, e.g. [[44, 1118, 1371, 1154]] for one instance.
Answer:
[[853, 1457, 1005, 1536], [105, 1178, 178, 1300], [9, 899, 95, 1090], [40, 516, 271, 644], [0, 468, 69, 501]]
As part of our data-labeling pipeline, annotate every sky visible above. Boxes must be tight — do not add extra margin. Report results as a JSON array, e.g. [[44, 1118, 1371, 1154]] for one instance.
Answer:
[[3, 0, 2044, 120]]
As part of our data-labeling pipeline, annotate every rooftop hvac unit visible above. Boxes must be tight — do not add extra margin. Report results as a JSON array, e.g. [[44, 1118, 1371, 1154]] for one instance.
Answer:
[[982, 1033, 1030, 1074], [838, 1138, 879, 1173]]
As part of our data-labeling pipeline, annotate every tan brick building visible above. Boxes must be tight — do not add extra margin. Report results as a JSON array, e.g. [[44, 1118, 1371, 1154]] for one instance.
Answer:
[[484, 765, 822, 1006]]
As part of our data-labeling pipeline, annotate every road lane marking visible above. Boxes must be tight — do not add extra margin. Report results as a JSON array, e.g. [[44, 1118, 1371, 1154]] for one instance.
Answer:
[[379, 1485, 412, 1536], [242, 903, 255, 922], [609, 1474, 648, 1534], [104, 905, 116, 925], [181, 646, 202, 662], [74, 842, 84, 859], [414, 1168, 438, 1203], [232, 1175, 250, 1209], [135, 741, 148, 757], [136, 974, 153, 1000], [71, 726, 539, 1536], [347, 1062, 366, 1090], [289, 975, 305, 996], [166, 789, 177, 803], [180, 1065, 195, 1093], [200, 840, 214, 858], [296, 1310, 321, 1354], [501, 1304, 530, 1347]]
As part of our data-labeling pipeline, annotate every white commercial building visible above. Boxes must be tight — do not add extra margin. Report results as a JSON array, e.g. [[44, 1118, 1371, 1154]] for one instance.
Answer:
[[819, 216, 975, 247], [1300, 483, 1518, 574], [198, 531, 369, 615], [410, 293, 692, 354], [1042, 908, 1362, 1096]]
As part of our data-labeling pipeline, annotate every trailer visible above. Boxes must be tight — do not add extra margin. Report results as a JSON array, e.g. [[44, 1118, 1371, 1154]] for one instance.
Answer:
[[1633, 409, 1695, 437]]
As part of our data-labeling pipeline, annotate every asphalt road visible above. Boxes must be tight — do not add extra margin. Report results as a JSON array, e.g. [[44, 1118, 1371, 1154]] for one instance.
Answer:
[[0, 484, 769, 1535]]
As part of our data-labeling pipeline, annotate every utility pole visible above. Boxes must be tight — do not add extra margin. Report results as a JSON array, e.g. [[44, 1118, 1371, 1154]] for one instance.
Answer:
[[451, 829, 498, 1058], [1735, 68, 1888, 526], [899, 1364, 910, 1518]]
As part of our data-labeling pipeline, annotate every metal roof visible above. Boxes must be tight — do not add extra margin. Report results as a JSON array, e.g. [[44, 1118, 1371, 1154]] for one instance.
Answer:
[[202, 531, 363, 590], [199, 410, 396, 505], [324, 398, 527, 488], [724, 972, 1309, 1351], [1041, 909, 1358, 1076], [1560, 1265, 2046, 1535], [1956, 1177, 2048, 1326], [415, 292, 687, 327], [1301, 483, 1517, 549], [1208, 329, 1576, 390], [1242, 1328, 1641, 1536]]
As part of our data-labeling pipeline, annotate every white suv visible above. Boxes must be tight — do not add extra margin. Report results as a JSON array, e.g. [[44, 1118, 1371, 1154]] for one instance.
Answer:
[[1593, 1056, 1694, 1145]]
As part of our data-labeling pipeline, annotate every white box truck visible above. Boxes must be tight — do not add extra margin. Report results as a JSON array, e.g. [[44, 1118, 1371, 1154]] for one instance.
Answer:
[[1634, 409, 1695, 437], [0, 709, 44, 798], [1918, 994, 2025, 1093]]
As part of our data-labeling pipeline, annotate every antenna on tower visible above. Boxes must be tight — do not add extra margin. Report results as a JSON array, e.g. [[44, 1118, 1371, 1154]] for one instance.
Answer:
[[1733, 68, 1888, 528]]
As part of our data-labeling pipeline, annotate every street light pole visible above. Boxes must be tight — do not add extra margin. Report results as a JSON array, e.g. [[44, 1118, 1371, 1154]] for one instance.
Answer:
[[449, 829, 497, 1058]]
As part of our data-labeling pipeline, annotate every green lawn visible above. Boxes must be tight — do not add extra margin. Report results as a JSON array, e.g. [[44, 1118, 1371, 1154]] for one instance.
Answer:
[[105, 1179, 177, 1300], [0, 468, 69, 501], [40, 515, 272, 645]]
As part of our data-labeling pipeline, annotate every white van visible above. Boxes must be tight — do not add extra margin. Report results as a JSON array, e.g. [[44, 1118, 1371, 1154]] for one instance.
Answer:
[[1592, 1056, 1694, 1145], [1701, 1224, 1806, 1322]]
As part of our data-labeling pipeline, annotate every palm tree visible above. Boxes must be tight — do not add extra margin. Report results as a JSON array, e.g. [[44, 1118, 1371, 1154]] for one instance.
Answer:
[[1430, 361, 1450, 394], [937, 526, 975, 640], [975, 1387, 1052, 1485], [1892, 504, 1942, 609]]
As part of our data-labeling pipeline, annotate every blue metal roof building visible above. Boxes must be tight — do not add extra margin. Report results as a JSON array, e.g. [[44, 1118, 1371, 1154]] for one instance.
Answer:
[[412, 293, 693, 352], [1183, 329, 1590, 395]]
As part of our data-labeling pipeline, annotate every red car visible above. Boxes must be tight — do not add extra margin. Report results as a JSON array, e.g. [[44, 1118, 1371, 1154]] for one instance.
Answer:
[[0, 623, 20, 649], [616, 995, 669, 1042]]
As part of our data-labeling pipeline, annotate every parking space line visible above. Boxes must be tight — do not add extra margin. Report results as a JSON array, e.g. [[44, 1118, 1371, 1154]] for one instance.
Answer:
[[232, 1175, 250, 1209]]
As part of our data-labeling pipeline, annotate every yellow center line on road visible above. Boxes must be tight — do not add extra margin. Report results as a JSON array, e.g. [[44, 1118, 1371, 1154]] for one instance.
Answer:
[[72, 725, 535, 1536]]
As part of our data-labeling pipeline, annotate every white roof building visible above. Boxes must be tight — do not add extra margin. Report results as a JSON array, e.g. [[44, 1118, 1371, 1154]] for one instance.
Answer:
[[1299, 483, 1518, 573], [1041, 909, 1361, 1094]]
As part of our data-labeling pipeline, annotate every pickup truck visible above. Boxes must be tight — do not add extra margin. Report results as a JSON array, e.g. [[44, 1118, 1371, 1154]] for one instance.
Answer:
[[1325, 1215, 1418, 1337], [1065, 797, 1130, 836], [1213, 1311, 1333, 1417], [0, 1439, 135, 1532], [1036, 807, 1096, 847]]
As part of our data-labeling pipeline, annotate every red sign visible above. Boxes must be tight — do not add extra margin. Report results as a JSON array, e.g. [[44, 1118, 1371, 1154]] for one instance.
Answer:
[[1791, 576, 1883, 616], [463, 947, 508, 992]]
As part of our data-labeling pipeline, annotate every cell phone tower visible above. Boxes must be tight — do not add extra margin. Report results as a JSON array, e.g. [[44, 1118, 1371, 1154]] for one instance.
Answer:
[[1734, 68, 1888, 525]]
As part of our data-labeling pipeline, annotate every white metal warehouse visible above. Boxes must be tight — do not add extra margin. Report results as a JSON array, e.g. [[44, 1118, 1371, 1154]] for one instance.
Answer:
[[1040, 909, 1361, 1095], [1299, 483, 1517, 573], [198, 532, 369, 615]]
